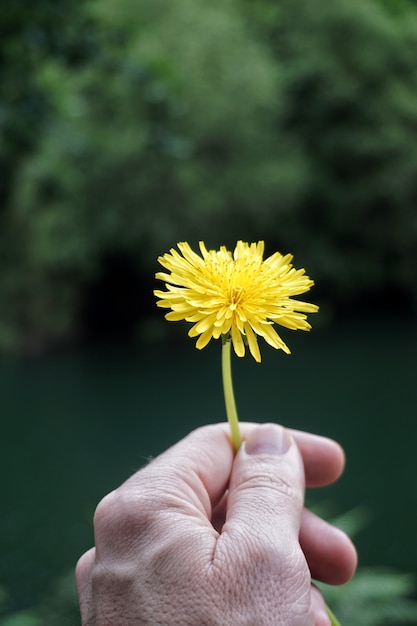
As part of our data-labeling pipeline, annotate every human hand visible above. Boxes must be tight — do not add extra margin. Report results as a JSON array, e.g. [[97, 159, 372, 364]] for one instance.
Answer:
[[76, 423, 357, 625]]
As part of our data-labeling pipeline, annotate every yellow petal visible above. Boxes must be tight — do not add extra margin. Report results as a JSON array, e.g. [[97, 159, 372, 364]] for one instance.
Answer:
[[231, 323, 245, 357], [195, 328, 214, 350], [244, 323, 261, 363]]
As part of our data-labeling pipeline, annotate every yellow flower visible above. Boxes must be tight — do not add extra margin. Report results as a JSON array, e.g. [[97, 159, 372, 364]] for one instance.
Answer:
[[154, 240, 318, 362]]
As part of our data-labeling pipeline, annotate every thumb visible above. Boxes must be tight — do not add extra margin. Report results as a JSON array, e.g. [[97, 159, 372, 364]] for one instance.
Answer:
[[216, 424, 313, 625], [224, 423, 305, 547]]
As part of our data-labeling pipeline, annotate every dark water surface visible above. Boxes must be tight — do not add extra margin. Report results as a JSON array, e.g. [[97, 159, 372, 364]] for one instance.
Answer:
[[1, 315, 417, 612]]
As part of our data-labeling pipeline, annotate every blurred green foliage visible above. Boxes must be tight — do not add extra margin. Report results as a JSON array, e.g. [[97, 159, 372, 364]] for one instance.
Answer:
[[318, 508, 417, 625], [1, 0, 417, 353], [0, 573, 80, 626], [324, 569, 417, 625]]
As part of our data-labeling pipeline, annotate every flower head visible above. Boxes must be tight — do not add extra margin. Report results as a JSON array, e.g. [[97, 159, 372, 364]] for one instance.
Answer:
[[154, 240, 318, 362]]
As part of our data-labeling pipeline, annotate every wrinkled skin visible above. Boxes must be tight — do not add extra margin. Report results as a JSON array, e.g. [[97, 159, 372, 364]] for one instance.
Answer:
[[76, 423, 357, 625]]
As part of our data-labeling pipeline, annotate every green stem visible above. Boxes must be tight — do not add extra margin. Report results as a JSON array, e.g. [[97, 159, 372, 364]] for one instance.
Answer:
[[221, 336, 242, 451], [326, 604, 342, 626]]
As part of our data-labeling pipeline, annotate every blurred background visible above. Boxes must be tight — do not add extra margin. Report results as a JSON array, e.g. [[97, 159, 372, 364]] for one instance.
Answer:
[[1, 0, 417, 623]]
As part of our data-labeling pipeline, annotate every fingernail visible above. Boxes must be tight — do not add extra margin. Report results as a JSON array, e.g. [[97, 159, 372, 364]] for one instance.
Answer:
[[245, 424, 292, 456]]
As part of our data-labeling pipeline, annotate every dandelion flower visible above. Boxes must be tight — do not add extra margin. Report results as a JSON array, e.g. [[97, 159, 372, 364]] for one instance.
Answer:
[[154, 240, 318, 363]]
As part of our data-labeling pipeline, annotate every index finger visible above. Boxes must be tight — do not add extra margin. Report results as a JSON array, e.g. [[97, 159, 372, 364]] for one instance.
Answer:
[[290, 428, 345, 487]]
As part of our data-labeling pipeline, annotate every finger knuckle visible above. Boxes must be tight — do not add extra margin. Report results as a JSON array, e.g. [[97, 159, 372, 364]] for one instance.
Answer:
[[93, 487, 158, 552], [239, 471, 304, 513]]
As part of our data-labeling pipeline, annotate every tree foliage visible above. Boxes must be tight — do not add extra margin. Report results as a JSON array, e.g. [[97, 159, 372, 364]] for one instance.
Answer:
[[2, 0, 417, 352]]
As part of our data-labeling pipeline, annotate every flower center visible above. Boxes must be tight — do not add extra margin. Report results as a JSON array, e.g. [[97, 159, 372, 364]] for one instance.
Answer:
[[227, 286, 245, 308]]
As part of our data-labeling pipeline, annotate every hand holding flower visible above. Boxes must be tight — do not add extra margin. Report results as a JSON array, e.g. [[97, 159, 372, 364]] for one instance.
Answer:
[[76, 423, 357, 625], [75, 241, 355, 626], [154, 241, 349, 624]]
